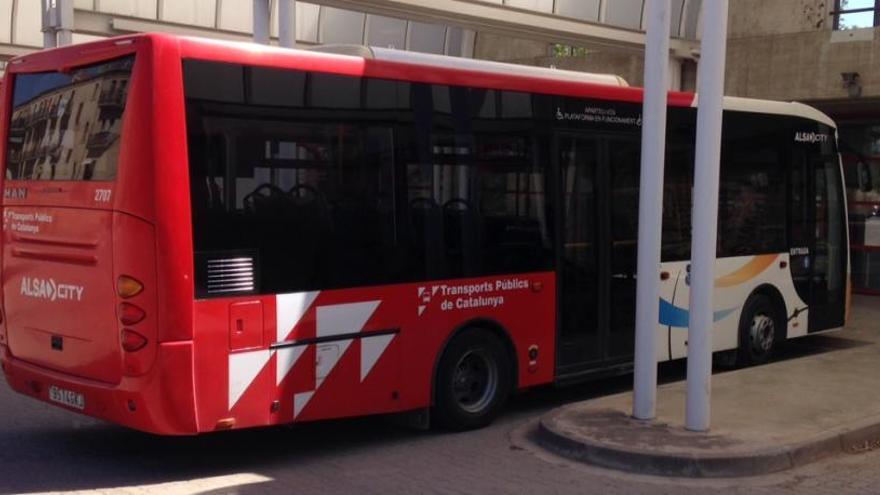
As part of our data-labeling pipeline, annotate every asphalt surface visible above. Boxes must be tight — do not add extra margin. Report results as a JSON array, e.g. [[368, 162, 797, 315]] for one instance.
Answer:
[[1, 327, 880, 494]]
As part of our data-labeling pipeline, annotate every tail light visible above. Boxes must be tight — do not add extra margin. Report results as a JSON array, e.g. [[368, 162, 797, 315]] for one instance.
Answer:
[[121, 328, 148, 352], [117, 276, 144, 298], [118, 302, 146, 326]]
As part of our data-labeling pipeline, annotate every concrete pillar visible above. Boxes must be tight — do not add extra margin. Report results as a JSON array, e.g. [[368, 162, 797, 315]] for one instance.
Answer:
[[685, 0, 730, 433], [633, 0, 671, 421], [253, 0, 271, 44], [278, 0, 297, 48], [668, 57, 683, 91], [41, 0, 57, 48], [56, 0, 74, 46]]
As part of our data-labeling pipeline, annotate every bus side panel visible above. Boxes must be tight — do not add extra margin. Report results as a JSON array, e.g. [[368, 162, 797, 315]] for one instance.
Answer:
[[667, 254, 807, 360], [192, 273, 555, 431], [149, 36, 196, 344], [394, 272, 558, 412], [777, 252, 811, 339], [193, 296, 274, 431]]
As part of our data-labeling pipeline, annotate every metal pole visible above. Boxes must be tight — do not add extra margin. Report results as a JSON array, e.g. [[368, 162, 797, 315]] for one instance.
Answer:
[[253, 0, 271, 44], [632, 0, 671, 421], [685, 0, 730, 433], [278, 0, 297, 48], [41, 0, 56, 48], [56, 0, 74, 46]]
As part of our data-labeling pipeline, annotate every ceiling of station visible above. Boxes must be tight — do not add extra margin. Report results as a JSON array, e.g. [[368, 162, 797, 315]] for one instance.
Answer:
[[3, 1, 702, 60], [487, 0, 703, 39]]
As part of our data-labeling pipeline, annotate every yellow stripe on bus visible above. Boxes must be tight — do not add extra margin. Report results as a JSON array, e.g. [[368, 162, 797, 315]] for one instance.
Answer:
[[715, 254, 779, 288]]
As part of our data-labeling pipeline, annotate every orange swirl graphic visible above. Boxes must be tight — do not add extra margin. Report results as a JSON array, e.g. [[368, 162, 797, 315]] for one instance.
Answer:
[[715, 254, 779, 288]]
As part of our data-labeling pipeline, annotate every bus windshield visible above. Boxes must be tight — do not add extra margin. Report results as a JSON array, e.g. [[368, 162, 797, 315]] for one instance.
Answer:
[[6, 56, 134, 181]]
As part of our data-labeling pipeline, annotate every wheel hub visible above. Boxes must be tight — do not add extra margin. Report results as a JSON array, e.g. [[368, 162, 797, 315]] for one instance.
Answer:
[[452, 350, 498, 414], [750, 313, 775, 354]]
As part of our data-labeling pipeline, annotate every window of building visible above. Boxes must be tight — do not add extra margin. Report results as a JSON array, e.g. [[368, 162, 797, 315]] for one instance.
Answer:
[[366, 14, 407, 49], [319, 7, 365, 45], [833, 0, 880, 30], [605, 0, 644, 30], [554, 0, 600, 22], [408, 22, 447, 54]]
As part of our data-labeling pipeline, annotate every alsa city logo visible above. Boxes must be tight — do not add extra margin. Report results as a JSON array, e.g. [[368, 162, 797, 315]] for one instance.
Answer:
[[794, 132, 829, 144], [20, 277, 84, 302]]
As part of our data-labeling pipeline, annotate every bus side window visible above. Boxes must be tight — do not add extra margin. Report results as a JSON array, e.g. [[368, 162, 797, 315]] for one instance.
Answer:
[[718, 114, 786, 257], [403, 83, 554, 280], [661, 109, 695, 262]]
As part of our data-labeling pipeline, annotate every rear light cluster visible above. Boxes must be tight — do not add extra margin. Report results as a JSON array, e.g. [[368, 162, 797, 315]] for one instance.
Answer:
[[117, 276, 148, 352]]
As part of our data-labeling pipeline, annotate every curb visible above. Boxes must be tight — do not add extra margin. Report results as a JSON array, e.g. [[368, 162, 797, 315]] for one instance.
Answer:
[[535, 404, 880, 478]]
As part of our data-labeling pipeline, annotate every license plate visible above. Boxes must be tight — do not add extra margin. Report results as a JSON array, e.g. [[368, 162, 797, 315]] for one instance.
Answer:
[[48, 385, 85, 410]]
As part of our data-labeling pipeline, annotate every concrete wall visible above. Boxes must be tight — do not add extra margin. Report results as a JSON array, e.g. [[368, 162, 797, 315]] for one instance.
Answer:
[[474, 32, 647, 87], [725, 28, 880, 101], [727, 0, 830, 38], [723, 0, 880, 101], [475, 0, 880, 102]]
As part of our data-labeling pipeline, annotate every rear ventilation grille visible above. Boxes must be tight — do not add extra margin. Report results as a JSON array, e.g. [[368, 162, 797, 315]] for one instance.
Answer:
[[196, 251, 259, 298]]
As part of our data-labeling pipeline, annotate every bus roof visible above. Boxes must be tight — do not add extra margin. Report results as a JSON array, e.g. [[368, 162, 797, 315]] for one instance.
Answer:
[[718, 95, 836, 129], [309, 44, 631, 88]]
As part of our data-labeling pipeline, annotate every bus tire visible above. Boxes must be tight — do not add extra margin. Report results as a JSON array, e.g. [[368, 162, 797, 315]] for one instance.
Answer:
[[434, 329, 512, 431], [736, 293, 783, 366]]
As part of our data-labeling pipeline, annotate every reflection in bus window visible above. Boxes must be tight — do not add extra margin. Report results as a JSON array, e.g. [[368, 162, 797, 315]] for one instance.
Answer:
[[185, 63, 554, 296], [6, 56, 133, 181]]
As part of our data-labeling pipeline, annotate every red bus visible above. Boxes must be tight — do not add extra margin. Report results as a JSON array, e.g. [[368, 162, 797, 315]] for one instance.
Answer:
[[0, 34, 847, 435]]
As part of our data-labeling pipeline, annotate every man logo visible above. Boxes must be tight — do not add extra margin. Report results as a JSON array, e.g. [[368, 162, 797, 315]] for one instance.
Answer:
[[4, 187, 26, 200]]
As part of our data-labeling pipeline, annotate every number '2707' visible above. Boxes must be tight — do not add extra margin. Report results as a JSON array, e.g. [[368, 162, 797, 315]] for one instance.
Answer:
[[94, 189, 112, 203]]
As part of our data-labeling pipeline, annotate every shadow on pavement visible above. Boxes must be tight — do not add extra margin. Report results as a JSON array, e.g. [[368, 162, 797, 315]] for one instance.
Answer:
[[0, 331, 870, 494]]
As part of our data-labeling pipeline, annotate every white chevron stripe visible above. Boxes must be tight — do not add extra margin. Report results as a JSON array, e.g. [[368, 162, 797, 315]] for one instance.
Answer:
[[228, 350, 272, 410], [315, 339, 353, 389], [360, 334, 395, 382], [316, 301, 380, 337], [311, 300, 381, 391], [293, 390, 315, 419], [276, 291, 319, 342], [276, 345, 307, 385]]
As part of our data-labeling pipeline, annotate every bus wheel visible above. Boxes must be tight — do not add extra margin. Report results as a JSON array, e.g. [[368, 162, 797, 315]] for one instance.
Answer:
[[737, 294, 782, 366], [434, 329, 512, 431]]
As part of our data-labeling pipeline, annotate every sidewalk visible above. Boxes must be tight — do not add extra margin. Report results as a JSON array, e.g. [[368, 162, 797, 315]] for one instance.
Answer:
[[534, 295, 880, 478]]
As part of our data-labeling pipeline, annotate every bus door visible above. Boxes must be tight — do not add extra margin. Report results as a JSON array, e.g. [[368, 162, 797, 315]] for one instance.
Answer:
[[790, 152, 847, 332], [555, 133, 639, 375], [606, 136, 640, 360]]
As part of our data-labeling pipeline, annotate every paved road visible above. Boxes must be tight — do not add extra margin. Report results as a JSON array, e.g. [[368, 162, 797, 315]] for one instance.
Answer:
[[1, 331, 879, 495]]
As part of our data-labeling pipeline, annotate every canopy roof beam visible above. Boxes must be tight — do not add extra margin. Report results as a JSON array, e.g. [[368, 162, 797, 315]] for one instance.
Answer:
[[311, 0, 699, 59]]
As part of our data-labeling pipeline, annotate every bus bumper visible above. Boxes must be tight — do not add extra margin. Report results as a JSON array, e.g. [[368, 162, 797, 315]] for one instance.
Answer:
[[0, 341, 198, 435]]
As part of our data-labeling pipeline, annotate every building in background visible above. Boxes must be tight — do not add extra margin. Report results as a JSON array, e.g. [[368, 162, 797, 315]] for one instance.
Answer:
[[0, 1, 703, 83], [475, 1, 880, 295], [0, 0, 479, 72]]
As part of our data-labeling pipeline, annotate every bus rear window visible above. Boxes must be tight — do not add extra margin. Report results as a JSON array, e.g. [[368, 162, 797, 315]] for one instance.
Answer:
[[5, 56, 134, 181]]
